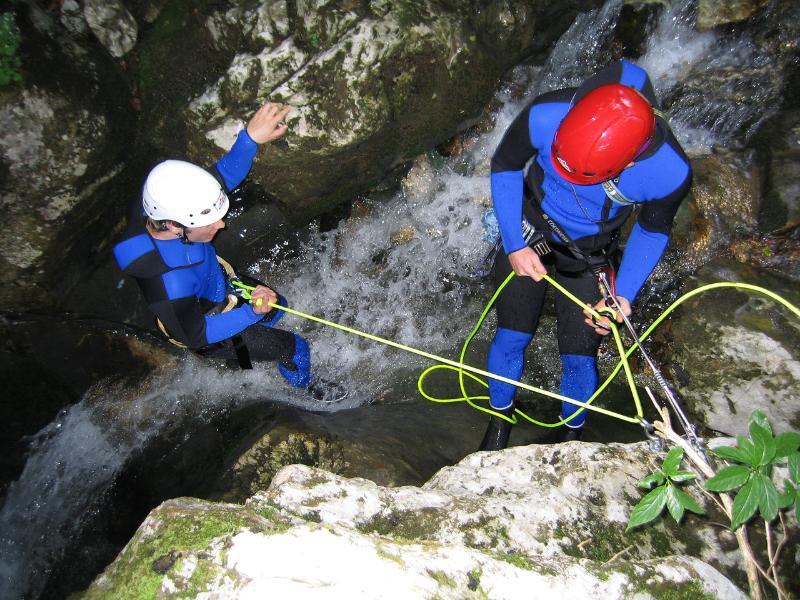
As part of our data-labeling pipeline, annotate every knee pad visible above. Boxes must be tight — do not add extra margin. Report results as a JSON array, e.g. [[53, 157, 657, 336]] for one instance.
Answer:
[[487, 328, 532, 410], [277, 334, 311, 388], [559, 354, 598, 428]]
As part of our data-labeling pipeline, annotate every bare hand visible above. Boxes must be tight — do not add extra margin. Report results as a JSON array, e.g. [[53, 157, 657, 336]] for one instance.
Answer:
[[246, 102, 292, 144], [250, 285, 278, 314], [583, 296, 632, 336], [508, 246, 547, 281]]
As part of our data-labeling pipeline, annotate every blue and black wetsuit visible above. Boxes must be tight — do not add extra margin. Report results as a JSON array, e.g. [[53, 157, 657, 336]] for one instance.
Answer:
[[113, 130, 310, 386], [488, 60, 691, 428]]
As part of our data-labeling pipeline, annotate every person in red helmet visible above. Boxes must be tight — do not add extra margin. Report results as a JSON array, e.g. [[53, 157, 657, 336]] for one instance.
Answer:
[[480, 60, 692, 450]]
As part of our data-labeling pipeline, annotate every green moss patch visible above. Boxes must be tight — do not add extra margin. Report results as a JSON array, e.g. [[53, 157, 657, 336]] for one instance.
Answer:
[[78, 499, 288, 600], [356, 507, 445, 540]]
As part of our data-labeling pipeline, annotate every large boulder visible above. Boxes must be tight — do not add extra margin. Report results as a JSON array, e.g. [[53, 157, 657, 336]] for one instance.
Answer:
[[0, 3, 137, 312], [135, 0, 602, 222], [78, 442, 750, 599], [667, 259, 800, 435]]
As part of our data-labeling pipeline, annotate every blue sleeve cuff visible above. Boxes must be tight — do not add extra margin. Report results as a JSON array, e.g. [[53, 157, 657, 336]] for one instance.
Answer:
[[615, 223, 669, 302], [203, 302, 263, 344], [490, 171, 527, 254], [215, 129, 259, 191]]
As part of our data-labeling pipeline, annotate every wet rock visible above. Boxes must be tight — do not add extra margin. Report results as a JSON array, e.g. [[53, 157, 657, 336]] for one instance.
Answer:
[[78, 443, 749, 598], [211, 424, 349, 503], [753, 109, 800, 233], [82, 0, 138, 58], [400, 154, 437, 201], [696, 0, 770, 31], [667, 259, 800, 434], [0, 315, 179, 495], [613, 0, 666, 58], [136, 0, 598, 222], [0, 5, 136, 312], [670, 152, 758, 271], [662, 0, 799, 149], [728, 234, 800, 281]]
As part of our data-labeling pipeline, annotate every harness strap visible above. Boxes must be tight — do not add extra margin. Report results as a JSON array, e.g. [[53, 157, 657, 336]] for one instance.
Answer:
[[156, 256, 252, 371]]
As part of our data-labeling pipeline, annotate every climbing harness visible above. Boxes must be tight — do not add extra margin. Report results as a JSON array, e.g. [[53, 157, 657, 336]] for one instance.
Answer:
[[156, 256, 240, 349], [475, 215, 549, 278], [157, 256, 256, 369]]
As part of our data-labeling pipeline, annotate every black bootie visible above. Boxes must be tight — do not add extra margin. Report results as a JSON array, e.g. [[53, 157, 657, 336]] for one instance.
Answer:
[[478, 406, 514, 451]]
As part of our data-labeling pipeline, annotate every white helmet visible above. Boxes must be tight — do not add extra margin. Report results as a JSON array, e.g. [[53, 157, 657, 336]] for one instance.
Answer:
[[142, 160, 229, 227]]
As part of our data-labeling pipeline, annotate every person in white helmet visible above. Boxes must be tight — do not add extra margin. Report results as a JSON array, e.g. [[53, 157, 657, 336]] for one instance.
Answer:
[[114, 101, 312, 388]]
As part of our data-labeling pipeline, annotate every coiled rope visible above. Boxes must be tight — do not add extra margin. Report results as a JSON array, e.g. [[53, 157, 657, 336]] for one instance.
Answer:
[[234, 275, 800, 429]]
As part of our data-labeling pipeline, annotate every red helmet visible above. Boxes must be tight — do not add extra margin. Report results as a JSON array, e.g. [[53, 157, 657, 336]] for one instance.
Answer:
[[551, 84, 655, 185]]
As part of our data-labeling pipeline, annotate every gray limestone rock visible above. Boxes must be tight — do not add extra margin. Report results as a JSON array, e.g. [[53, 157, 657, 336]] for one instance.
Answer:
[[0, 5, 136, 311], [667, 260, 800, 434], [136, 0, 596, 221], [83, 0, 138, 58], [78, 442, 751, 599]]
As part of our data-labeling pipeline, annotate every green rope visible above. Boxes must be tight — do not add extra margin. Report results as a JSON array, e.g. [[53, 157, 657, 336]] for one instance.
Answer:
[[418, 273, 800, 427], [230, 267, 800, 429]]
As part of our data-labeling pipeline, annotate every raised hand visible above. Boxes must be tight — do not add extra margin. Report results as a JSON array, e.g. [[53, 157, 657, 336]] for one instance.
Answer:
[[246, 102, 293, 144]]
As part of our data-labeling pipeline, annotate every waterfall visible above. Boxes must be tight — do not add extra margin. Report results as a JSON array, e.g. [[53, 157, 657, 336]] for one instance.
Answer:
[[0, 0, 783, 597]]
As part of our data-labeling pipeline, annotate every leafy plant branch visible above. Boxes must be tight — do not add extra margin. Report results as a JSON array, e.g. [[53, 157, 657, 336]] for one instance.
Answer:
[[628, 407, 799, 600]]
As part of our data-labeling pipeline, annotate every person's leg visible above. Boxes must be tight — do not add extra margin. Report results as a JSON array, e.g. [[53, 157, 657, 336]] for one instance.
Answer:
[[554, 272, 603, 437], [480, 252, 547, 450], [242, 326, 312, 388]]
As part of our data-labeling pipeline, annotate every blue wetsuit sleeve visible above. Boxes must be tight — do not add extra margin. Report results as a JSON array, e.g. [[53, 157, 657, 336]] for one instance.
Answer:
[[203, 304, 264, 345], [215, 129, 259, 191], [615, 224, 669, 301], [616, 159, 691, 301], [491, 103, 536, 254]]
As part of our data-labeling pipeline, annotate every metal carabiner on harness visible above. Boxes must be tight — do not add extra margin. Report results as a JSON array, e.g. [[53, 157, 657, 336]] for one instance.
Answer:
[[474, 217, 550, 278]]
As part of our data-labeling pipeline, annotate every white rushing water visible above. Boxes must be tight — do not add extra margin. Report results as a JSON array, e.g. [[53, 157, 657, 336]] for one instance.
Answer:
[[3, 0, 785, 596]]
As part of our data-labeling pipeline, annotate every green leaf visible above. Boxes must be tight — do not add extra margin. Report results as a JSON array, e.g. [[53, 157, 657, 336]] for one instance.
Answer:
[[749, 410, 772, 435], [796, 495, 800, 521], [789, 452, 800, 484], [661, 447, 684, 476], [669, 470, 696, 483], [712, 445, 752, 465], [777, 485, 795, 510], [639, 473, 665, 489], [750, 422, 776, 466], [731, 478, 760, 530], [735, 436, 758, 467], [627, 485, 668, 531], [705, 465, 751, 492], [665, 484, 685, 523], [756, 474, 779, 522], [775, 432, 800, 459], [674, 486, 705, 515]]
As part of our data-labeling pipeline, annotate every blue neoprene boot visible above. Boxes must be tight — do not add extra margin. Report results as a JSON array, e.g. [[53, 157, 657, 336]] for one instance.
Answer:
[[277, 334, 311, 388], [480, 328, 532, 451], [559, 354, 597, 441]]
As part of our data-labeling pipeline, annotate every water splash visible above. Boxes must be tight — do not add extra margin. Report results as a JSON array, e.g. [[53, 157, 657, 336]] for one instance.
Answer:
[[2, 0, 785, 597], [0, 356, 361, 599]]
